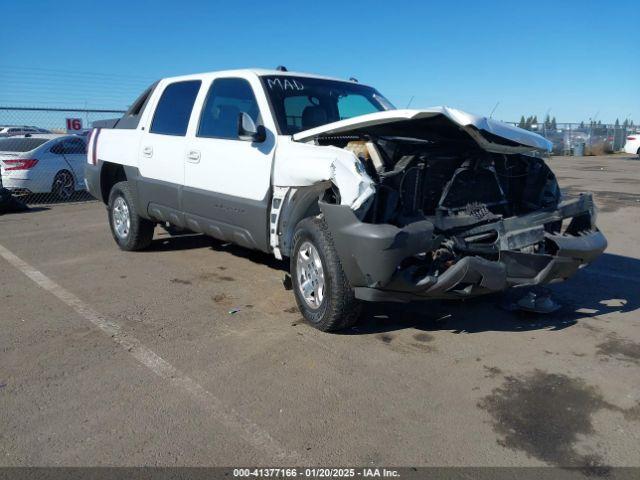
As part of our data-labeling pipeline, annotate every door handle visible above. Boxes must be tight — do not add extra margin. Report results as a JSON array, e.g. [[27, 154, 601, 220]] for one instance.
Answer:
[[142, 146, 153, 158], [186, 150, 201, 163]]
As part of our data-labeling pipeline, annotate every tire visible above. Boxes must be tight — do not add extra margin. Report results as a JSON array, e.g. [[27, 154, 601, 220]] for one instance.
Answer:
[[51, 170, 75, 201], [290, 216, 361, 331], [107, 181, 154, 251]]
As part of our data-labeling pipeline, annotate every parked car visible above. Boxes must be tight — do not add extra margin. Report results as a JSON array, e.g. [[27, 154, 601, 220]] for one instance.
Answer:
[[0, 134, 87, 200], [0, 125, 52, 137], [623, 134, 640, 156], [85, 69, 606, 331]]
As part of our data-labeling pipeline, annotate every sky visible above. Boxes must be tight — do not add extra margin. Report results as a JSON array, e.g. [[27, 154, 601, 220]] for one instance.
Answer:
[[1, 0, 638, 124]]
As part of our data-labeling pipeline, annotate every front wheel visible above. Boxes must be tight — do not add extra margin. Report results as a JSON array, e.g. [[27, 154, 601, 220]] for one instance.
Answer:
[[291, 216, 361, 332], [108, 181, 154, 251]]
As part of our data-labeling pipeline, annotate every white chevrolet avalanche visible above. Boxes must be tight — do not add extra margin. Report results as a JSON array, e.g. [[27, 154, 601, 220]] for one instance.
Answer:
[[85, 68, 606, 331]]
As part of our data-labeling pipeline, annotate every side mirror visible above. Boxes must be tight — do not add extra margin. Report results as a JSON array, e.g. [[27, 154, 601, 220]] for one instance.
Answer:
[[238, 112, 266, 143]]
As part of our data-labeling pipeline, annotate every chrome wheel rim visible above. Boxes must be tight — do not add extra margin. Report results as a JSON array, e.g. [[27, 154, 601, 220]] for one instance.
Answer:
[[296, 241, 325, 309], [112, 196, 131, 239], [53, 172, 74, 200]]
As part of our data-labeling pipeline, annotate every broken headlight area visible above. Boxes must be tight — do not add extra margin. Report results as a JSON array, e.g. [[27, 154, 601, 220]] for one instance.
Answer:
[[317, 134, 606, 302]]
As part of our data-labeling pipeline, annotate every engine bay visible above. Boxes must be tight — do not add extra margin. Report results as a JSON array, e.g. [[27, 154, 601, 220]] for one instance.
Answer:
[[313, 134, 573, 285], [319, 135, 561, 231]]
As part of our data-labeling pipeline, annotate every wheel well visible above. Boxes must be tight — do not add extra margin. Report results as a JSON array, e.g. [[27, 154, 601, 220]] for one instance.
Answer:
[[52, 169, 74, 187], [54, 169, 73, 178], [100, 162, 126, 203], [279, 184, 329, 258]]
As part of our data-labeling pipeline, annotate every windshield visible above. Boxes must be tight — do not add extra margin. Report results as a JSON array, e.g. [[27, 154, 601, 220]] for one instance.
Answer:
[[0, 137, 49, 152], [261, 76, 394, 135]]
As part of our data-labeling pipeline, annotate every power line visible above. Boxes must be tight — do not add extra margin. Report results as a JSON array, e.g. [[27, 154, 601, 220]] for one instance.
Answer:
[[0, 106, 125, 113], [0, 65, 153, 82]]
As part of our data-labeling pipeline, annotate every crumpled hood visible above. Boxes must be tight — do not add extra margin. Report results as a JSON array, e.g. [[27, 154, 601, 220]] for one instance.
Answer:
[[293, 107, 552, 154]]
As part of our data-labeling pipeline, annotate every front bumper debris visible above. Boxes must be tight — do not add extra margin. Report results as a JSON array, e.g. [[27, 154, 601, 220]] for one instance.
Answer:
[[319, 194, 607, 303]]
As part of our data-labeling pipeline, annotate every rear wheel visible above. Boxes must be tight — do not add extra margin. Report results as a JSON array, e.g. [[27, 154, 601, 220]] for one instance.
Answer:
[[291, 216, 361, 331], [51, 170, 75, 201], [108, 181, 154, 251]]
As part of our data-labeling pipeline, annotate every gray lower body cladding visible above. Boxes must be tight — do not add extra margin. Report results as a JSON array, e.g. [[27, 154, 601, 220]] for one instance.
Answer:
[[319, 194, 607, 302], [84, 162, 270, 252]]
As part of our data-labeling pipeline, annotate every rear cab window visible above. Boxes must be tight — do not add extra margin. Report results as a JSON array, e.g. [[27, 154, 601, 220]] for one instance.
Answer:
[[115, 82, 159, 130], [150, 80, 202, 136]]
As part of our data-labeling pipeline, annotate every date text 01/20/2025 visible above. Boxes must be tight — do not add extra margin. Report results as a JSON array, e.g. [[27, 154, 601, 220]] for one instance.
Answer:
[[232, 467, 400, 477]]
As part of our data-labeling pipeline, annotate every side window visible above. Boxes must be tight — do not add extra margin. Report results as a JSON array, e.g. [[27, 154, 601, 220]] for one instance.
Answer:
[[150, 80, 201, 136], [198, 78, 262, 140], [51, 138, 86, 155], [64, 138, 87, 154]]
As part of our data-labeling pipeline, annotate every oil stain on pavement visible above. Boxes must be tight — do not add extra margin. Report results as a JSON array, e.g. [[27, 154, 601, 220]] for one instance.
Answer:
[[597, 335, 640, 364], [376, 332, 435, 353], [413, 332, 434, 343], [479, 370, 622, 474], [483, 366, 503, 378]]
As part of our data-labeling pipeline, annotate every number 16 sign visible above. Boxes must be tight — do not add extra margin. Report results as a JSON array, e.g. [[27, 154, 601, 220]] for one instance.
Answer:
[[66, 118, 83, 132]]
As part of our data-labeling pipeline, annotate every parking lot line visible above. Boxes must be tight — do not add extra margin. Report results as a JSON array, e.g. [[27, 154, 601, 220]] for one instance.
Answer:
[[0, 241, 302, 464]]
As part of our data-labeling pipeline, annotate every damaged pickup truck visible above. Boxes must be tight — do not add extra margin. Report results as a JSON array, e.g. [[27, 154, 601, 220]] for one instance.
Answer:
[[85, 68, 607, 331]]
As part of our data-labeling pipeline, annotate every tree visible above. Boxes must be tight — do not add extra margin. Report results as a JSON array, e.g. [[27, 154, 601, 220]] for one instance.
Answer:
[[615, 118, 620, 127], [579, 121, 585, 129], [544, 114, 551, 130], [518, 115, 526, 129], [526, 115, 538, 130], [551, 116, 557, 130]]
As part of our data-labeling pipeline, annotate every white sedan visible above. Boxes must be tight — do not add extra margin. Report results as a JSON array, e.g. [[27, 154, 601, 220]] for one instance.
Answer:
[[623, 133, 640, 156], [0, 134, 87, 200]]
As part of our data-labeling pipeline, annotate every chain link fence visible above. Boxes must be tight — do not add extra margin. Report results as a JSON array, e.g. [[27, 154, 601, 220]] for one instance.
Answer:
[[0, 106, 124, 206], [506, 121, 636, 156]]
